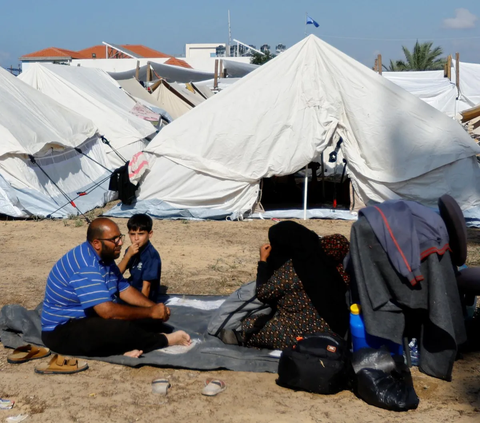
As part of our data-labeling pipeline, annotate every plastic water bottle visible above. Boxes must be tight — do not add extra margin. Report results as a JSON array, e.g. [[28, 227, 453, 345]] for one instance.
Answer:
[[350, 303, 404, 355], [350, 304, 369, 352], [408, 338, 419, 366]]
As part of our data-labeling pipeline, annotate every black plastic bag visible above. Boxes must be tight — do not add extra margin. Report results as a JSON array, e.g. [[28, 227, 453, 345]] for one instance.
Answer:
[[353, 348, 419, 411]]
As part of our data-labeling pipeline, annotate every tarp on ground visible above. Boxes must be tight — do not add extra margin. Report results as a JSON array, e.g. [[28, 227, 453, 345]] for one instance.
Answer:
[[0, 297, 279, 373], [0, 67, 112, 218], [19, 64, 157, 168], [108, 35, 480, 221]]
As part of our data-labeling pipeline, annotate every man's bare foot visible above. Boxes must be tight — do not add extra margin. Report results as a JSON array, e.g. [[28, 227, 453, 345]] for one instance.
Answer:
[[124, 349, 143, 358], [165, 331, 191, 346]]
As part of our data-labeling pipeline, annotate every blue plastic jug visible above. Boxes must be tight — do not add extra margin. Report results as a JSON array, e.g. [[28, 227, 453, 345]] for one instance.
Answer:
[[350, 304, 403, 355]]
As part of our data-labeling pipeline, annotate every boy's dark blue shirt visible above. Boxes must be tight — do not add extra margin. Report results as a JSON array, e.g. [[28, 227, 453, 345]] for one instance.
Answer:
[[126, 241, 161, 301]]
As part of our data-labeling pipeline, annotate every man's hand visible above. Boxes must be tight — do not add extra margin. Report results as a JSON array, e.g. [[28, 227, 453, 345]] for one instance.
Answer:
[[259, 243, 271, 262], [150, 303, 170, 322]]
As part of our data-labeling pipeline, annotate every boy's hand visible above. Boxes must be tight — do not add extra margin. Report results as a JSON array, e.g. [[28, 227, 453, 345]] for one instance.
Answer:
[[126, 242, 140, 258]]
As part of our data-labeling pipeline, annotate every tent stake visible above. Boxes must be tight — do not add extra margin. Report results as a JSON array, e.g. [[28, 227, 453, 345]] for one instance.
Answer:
[[303, 164, 308, 220]]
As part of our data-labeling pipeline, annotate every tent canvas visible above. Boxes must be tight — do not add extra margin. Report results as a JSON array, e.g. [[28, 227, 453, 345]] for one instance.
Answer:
[[0, 67, 112, 218], [19, 64, 157, 168], [106, 35, 480, 224], [149, 80, 196, 120]]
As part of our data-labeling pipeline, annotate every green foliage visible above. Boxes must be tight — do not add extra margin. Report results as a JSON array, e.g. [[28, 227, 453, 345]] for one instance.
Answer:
[[250, 50, 276, 65], [384, 41, 447, 72]]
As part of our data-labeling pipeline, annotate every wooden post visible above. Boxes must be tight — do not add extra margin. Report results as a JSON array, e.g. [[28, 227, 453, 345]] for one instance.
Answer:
[[214, 59, 219, 89], [456, 53, 460, 92], [320, 152, 325, 199], [219, 60, 224, 80], [377, 54, 382, 75], [373, 58, 378, 72], [135, 60, 140, 81], [146, 62, 151, 85], [445, 55, 452, 80]]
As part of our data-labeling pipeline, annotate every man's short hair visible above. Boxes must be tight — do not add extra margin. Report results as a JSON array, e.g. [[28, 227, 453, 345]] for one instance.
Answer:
[[127, 214, 153, 232], [86, 218, 111, 242]]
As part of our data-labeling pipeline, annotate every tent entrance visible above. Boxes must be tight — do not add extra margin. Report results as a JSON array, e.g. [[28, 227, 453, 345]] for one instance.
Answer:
[[259, 163, 351, 214]]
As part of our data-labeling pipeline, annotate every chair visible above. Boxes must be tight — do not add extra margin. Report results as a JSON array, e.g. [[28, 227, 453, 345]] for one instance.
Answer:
[[438, 194, 480, 309]]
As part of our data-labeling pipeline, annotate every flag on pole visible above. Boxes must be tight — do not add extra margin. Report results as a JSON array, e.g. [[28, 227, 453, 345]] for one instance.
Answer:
[[306, 15, 319, 28]]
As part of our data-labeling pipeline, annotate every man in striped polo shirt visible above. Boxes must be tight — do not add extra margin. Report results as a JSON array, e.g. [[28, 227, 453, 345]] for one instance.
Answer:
[[41, 217, 190, 358]]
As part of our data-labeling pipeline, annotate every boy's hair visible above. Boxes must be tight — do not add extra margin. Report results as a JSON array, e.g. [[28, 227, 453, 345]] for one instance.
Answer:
[[127, 214, 153, 232]]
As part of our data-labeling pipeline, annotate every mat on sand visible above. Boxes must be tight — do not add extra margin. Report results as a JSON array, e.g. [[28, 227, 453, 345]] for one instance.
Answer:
[[0, 295, 279, 373]]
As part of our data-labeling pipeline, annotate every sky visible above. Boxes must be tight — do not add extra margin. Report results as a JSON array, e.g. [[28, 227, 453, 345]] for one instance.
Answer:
[[1, 1, 480, 69]]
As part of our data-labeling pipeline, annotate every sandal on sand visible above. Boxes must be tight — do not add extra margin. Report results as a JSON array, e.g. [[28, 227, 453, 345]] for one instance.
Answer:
[[7, 344, 51, 364], [202, 379, 226, 396], [34, 354, 88, 375], [152, 379, 171, 395]]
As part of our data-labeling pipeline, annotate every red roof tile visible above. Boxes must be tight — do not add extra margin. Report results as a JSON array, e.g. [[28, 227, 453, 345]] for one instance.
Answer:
[[164, 57, 193, 69], [20, 47, 88, 60], [122, 45, 170, 58]]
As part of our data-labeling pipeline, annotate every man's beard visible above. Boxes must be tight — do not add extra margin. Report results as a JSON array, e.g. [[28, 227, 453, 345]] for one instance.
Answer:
[[100, 241, 121, 262]]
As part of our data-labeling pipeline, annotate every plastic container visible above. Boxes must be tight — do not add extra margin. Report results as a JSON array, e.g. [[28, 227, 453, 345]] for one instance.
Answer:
[[350, 303, 403, 355]]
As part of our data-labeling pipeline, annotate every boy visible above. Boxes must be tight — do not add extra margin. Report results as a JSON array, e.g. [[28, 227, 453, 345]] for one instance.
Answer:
[[118, 214, 162, 302]]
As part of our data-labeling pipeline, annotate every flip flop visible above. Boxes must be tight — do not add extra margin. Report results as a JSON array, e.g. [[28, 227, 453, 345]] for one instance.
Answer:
[[202, 379, 227, 396], [152, 379, 171, 395], [7, 344, 51, 364], [34, 354, 88, 375]]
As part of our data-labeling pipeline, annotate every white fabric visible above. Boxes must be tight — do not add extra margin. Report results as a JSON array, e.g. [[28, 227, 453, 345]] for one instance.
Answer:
[[453, 61, 480, 110], [383, 72, 458, 117], [0, 68, 111, 217], [169, 82, 205, 106], [150, 82, 193, 120], [0, 68, 97, 157], [19, 64, 156, 166], [141, 35, 480, 215]]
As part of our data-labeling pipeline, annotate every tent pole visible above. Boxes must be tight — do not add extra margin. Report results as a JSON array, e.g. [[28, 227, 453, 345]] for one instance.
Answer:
[[303, 164, 308, 220]]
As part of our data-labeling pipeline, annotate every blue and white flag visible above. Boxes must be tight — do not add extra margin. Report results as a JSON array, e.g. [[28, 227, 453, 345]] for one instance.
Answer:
[[306, 16, 319, 28]]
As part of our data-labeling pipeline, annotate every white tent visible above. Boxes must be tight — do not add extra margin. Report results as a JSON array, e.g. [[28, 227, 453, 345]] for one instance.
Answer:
[[149, 80, 196, 120], [106, 35, 480, 222], [0, 68, 112, 218], [19, 64, 157, 168]]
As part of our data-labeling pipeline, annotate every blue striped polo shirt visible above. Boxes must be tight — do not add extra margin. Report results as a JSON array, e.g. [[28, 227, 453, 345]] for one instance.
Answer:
[[41, 241, 130, 332]]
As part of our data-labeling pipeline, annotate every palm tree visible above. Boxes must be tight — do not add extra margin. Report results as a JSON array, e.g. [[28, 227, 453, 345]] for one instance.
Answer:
[[383, 59, 406, 72], [395, 41, 446, 71], [250, 51, 275, 65]]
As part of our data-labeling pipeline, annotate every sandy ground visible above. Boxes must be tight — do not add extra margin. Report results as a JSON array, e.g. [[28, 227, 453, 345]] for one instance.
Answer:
[[0, 210, 479, 423]]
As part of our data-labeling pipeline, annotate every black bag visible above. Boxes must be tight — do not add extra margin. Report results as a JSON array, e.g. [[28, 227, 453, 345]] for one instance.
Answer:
[[276, 333, 350, 394], [353, 348, 419, 412], [109, 161, 138, 205]]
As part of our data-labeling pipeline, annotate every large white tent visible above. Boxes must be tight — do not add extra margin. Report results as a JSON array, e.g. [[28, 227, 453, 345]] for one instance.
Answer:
[[106, 35, 480, 223], [0, 68, 112, 218], [19, 64, 157, 168]]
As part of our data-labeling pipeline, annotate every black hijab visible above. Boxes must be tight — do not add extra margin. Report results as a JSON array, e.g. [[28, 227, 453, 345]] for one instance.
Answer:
[[266, 221, 349, 336]]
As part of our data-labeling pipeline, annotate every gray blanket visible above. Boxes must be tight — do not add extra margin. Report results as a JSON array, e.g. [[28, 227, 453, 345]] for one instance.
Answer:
[[0, 296, 279, 373]]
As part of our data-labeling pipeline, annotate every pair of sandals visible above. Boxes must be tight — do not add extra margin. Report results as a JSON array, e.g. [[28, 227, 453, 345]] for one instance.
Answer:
[[152, 378, 226, 396], [7, 344, 88, 375]]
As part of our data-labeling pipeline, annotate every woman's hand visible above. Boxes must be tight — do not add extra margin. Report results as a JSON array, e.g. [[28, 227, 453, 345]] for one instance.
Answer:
[[259, 243, 271, 262]]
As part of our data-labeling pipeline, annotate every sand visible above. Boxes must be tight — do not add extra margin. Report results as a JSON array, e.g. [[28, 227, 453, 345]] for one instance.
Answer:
[[0, 214, 479, 422]]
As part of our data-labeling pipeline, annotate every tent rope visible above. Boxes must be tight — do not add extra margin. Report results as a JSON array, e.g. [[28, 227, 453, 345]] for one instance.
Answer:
[[28, 155, 91, 223], [45, 174, 112, 219], [74, 147, 113, 173], [100, 136, 127, 164]]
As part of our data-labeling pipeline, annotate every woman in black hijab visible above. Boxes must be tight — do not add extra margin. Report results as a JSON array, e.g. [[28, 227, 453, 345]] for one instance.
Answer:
[[242, 221, 349, 350]]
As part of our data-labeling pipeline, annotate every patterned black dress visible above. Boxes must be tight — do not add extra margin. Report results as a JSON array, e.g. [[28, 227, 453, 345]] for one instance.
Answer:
[[243, 259, 330, 350]]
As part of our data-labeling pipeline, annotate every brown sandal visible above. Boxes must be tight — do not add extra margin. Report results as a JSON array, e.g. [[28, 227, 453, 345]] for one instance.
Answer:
[[7, 344, 51, 364], [34, 354, 88, 375]]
